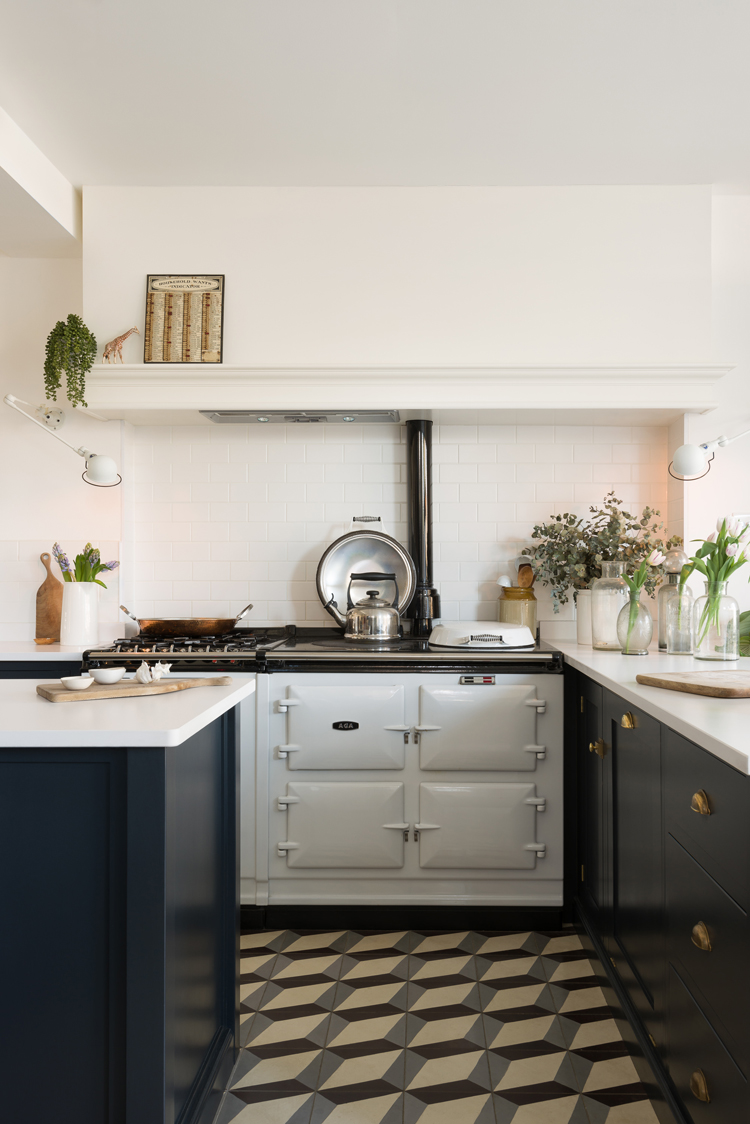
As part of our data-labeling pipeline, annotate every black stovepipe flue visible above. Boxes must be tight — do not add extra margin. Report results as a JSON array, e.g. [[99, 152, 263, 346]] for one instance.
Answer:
[[405, 419, 441, 636]]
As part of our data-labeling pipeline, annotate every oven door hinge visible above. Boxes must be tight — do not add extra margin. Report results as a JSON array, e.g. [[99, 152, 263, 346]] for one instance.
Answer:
[[523, 744, 547, 760], [524, 842, 547, 859], [277, 795, 301, 810], [277, 698, 301, 713], [383, 821, 411, 843], [413, 821, 439, 842], [413, 724, 441, 744], [277, 841, 300, 856], [384, 724, 411, 744], [525, 698, 547, 714], [525, 796, 547, 813], [275, 744, 301, 759]]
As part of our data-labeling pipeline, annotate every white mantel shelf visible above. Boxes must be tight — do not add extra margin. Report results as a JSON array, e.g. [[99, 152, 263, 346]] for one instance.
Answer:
[[85, 363, 731, 423]]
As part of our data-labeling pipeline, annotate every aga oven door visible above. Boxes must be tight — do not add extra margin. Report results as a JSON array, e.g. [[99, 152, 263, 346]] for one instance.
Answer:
[[277, 781, 408, 868], [417, 684, 546, 770], [416, 782, 547, 869], [281, 685, 408, 769]]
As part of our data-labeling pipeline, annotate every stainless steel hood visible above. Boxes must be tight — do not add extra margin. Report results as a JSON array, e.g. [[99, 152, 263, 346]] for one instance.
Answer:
[[200, 409, 400, 424]]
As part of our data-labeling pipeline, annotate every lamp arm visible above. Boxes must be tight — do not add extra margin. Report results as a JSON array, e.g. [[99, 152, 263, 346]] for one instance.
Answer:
[[3, 394, 94, 459], [697, 428, 750, 453]]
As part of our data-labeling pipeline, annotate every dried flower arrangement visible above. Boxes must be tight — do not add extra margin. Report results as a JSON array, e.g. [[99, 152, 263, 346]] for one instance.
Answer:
[[521, 492, 681, 612]]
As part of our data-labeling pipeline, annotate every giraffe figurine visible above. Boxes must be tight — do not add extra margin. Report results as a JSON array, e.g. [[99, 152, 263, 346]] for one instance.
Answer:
[[102, 325, 140, 363]]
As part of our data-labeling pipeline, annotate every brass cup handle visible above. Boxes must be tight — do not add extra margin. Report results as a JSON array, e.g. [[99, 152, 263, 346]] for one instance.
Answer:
[[690, 1069, 710, 1103], [691, 921, 712, 952], [621, 711, 637, 729], [691, 790, 711, 816], [589, 739, 606, 758]]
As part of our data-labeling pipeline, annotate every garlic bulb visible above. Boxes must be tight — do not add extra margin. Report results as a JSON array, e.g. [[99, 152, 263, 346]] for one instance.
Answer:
[[151, 661, 172, 680], [135, 661, 152, 684]]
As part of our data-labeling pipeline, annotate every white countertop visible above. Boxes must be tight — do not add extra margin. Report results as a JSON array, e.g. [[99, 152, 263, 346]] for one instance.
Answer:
[[0, 642, 85, 661], [0, 674, 256, 748], [554, 640, 750, 774]]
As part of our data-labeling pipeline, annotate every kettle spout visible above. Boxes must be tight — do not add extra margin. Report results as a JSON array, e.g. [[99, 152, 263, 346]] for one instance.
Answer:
[[324, 594, 346, 627]]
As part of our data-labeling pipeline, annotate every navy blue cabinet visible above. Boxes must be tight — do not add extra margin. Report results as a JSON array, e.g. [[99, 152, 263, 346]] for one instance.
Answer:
[[0, 711, 240, 1124]]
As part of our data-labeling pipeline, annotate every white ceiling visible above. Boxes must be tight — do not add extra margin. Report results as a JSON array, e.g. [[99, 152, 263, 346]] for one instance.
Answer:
[[1, 0, 750, 189]]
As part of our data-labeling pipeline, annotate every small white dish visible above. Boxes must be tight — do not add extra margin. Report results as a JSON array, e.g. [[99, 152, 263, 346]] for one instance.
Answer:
[[60, 675, 95, 691], [90, 667, 127, 685]]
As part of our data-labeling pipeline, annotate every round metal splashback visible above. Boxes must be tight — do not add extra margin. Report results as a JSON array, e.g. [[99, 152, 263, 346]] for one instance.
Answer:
[[316, 531, 417, 623]]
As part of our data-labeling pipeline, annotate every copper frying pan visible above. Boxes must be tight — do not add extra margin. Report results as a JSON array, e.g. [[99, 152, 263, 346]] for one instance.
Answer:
[[120, 603, 253, 638]]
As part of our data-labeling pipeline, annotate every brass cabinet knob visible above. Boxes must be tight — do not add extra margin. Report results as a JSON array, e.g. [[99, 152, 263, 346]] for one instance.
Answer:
[[621, 711, 637, 729], [589, 739, 606, 758], [689, 1069, 710, 1103], [691, 790, 711, 816], [691, 922, 712, 952]]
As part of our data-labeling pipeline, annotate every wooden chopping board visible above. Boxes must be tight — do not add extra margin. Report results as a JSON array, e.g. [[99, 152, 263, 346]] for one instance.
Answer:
[[35, 552, 63, 641], [37, 676, 232, 703], [635, 671, 750, 698]]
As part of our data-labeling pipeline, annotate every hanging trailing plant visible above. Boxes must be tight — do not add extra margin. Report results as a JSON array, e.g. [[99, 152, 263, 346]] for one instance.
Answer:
[[43, 314, 97, 408]]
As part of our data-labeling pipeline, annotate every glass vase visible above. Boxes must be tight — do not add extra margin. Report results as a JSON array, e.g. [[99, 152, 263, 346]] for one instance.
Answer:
[[575, 589, 592, 646], [666, 586, 694, 654], [693, 581, 739, 661], [591, 561, 629, 650], [616, 592, 653, 655], [60, 582, 99, 647]]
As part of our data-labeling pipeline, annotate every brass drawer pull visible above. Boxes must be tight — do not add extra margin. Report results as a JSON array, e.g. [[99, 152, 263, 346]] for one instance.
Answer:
[[589, 739, 606, 758], [691, 790, 711, 816], [690, 1069, 710, 1103], [621, 711, 637, 729], [691, 922, 712, 952]]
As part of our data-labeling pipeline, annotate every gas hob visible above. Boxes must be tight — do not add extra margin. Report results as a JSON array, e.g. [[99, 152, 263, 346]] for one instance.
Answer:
[[84, 626, 561, 674]]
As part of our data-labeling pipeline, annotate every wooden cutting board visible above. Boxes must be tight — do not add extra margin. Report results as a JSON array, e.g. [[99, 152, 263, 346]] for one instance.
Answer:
[[37, 676, 232, 703], [35, 552, 63, 641], [635, 671, 750, 698]]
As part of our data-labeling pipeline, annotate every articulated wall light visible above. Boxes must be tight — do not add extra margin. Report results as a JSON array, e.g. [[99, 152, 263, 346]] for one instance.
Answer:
[[670, 427, 750, 481], [3, 394, 121, 487]]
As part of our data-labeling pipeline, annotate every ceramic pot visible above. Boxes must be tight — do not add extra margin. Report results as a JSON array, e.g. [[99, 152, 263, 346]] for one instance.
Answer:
[[60, 582, 99, 647], [575, 590, 592, 646]]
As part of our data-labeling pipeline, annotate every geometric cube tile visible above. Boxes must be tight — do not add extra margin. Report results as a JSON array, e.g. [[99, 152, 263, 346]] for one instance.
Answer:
[[311, 1090, 404, 1124], [216, 1089, 314, 1124], [493, 1091, 590, 1123], [409, 931, 478, 957]]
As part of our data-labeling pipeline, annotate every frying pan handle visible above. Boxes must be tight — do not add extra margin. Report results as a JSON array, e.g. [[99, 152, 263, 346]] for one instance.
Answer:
[[120, 604, 139, 624], [346, 572, 400, 610], [233, 603, 253, 625]]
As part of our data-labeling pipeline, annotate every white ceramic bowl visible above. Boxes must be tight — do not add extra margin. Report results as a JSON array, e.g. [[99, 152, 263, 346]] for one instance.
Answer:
[[60, 675, 95, 691], [90, 667, 127, 685]]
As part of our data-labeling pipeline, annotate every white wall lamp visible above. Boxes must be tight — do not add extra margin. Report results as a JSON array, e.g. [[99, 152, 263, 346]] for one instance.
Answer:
[[670, 427, 750, 481], [3, 394, 121, 487]]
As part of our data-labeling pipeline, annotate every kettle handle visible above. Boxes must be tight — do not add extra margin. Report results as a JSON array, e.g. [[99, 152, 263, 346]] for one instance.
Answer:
[[346, 572, 399, 610]]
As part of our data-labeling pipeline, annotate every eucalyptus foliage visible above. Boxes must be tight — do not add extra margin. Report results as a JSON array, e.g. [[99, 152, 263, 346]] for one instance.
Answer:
[[44, 314, 97, 408], [521, 492, 682, 612]]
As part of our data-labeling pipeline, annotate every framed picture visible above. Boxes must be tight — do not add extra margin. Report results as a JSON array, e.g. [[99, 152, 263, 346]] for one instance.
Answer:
[[144, 275, 224, 363]]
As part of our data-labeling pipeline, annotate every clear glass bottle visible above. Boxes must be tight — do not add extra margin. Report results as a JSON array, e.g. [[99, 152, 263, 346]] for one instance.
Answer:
[[591, 561, 629, 650], [617, 592, 654, 655], [693, 581, 739, 661], [657, 548, 690, 649], [666, 586, 694, 654]]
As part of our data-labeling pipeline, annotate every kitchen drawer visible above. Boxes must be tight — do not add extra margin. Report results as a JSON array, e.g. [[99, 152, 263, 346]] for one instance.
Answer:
[[667, 964, 748, 1124], [666, 834, 749, 1074], [663, 727, 750, 909]]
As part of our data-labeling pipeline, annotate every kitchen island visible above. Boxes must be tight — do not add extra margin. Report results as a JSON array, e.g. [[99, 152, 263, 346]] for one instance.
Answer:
[[0, 676, 254, 1124]]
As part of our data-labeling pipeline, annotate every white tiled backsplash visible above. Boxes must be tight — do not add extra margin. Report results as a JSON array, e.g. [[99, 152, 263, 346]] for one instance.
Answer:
[[0, 424, 668, 640], [125, 422, 668, 637]]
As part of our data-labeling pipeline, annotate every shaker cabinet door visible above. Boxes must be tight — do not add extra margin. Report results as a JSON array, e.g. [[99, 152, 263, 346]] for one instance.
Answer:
[[280, 782, 407, 869], [417, 684, 542, 771], [285, 685, 407, 769]]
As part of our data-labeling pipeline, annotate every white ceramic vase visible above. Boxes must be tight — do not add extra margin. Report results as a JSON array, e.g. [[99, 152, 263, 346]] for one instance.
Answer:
[[575, 589, 592, 646], [60, 582, 99, 647]]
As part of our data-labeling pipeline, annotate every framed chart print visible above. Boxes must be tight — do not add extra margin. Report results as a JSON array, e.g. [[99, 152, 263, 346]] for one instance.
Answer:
[[144, 275, 225, 363]]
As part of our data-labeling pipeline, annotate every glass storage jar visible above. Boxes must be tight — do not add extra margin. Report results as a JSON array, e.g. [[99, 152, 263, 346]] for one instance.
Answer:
[[591, 561, 629, 650], [657, 548, 689, 649], [498, 586, 537, 635], [693, 581, 739, 661], [666, 586, 694, 654], [616, 592, 654, 655]]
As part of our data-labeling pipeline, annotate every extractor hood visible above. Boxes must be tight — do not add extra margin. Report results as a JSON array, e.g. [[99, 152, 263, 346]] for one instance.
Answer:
[[200, 409, 400, 424]]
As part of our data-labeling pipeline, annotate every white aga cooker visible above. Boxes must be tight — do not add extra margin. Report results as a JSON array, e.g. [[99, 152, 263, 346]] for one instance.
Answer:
[[253, 624, 563, 913]]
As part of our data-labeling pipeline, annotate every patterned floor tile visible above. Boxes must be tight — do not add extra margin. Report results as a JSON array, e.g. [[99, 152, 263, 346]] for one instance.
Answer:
[[218, 1088, 315, 1123], [241, 929, 288, 953], [582, 1092, 661, 1123], [279, 931, 351, 955], [490, 1044, 579, 1095], [556, 1014, 623, 1051], [404, 1089, 496, 1123], [230, 1039, 323, 1098], [409, 930, 478, 956], [311, 1090, 404, 1123], [344, 930, 411, 956], [494, 1091, 589, 1122], [483, 1004, 569, 1051]]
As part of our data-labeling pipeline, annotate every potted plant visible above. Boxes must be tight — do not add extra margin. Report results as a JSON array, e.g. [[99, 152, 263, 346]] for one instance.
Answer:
[[44, 314, 97, 409]]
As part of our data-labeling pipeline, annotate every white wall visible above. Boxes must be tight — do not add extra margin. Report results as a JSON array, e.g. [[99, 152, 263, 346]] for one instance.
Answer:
[[83, 186, 712, 367], [0, 257, 122, 640], [129, 420, 668, 636], [682, 195, 750, 611]]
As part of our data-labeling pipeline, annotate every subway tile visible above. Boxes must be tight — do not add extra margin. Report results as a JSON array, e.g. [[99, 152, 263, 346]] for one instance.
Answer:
[[209, 462, 247, 483], [268, 444, 305, 463], [555, 463, 593, 482], [285, 423, 325, 443], [592, 465, 632, 483], [632, 425, 667, 444], [477, 502, 516, 521], [324, 462, 362, 484], [191, 482, 230, 502], [209, 501, 249, 521], [193, 561, 231, 581], [434, 562, 460, 581], [439, 464, 478, 484], [494, 483, 536, 502], [459, 445, 496, 463], [137, 581, 174, 600], [192, 600, 231, 616], [477, 463, 516, 483], [306, 444, 345, 463], [554, 425, 593, 443], [0, 543, 19, 563], [288, 461, 325, 482], [192, 522, 229, 541], [363, 463, 400, 483], [247, 543, 289, 561], [229, 483, 268, 502], [497, 444, 534, 463], [477, 425, 516, 443], [459, 523, 498, 542], [162, 561, 193, 582], [210, 581, 251, 601], [517, 463, 555, 483], [287, 502, 326, 522], [433, 483, 460, 503], [432, 443, 459, 464], [173, 581, 211, 600], [574, 444, 613, 464], [439, 542, 479, 562], [267, 482, 305, 502], [433, 521, 459, 542], [516, 424, 555, 444], [535, 444, 573, 463], [268, 522, 307, 541], [134, 462, 172, 483], [459, 483, 497, 502], [210, 542, 250, 561], [172, 503, 210, 522], [535, 483, 576, 503], [593, 426, 632, 444], [229, 522, 268, 541], [440, 502, 476, 522], [344, 444, 382, 463], [134, 502, 172, 523], [327, 423, 363, 443], [152, 482, 190, 503], [229, 443, 267, 463], [152, 523, 192, 542], [190, 444, 229, 463], [244, 464, 281, 483], [172, 542, 211, 561], [134, 542, 172, 562], [344, 484, 383, 503], [307, 483, 345, 503]]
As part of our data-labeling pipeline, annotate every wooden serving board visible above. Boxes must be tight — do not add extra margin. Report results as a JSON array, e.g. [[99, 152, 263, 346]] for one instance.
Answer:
[[635, 671, 750, 698], [35, 552, 63, 641], [37, 676, 232, 703]]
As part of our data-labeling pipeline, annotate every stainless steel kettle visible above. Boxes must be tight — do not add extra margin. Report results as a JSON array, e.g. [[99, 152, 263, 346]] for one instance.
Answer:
[[336, 571, 402, 640]]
